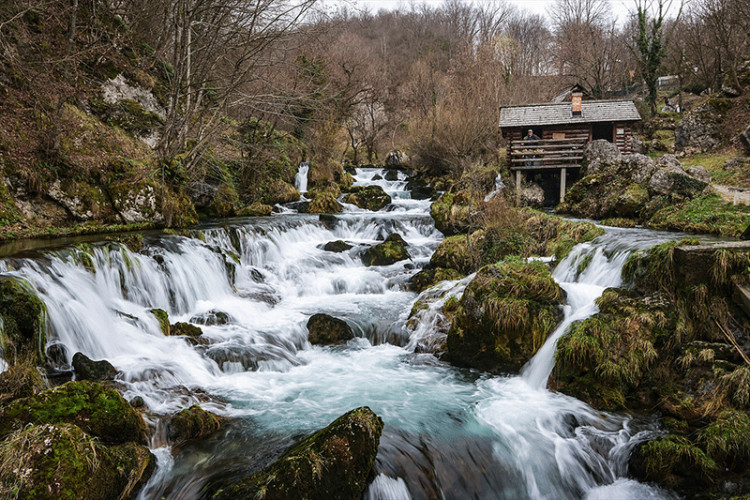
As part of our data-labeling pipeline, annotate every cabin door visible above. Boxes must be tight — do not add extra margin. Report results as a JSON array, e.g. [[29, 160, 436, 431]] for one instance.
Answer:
[[592, 123, 614, 142]]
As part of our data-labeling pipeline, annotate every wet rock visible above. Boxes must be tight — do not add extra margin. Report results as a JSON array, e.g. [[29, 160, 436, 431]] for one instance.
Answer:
[[372, 174, 383, 181], [150, 308, 170, 335], [685, 165, 711, 183], [648, 168, 708, 198], [385, 150, 410, 169], [267, 179, 301, 205], [675, 102, 721, 154], [307, 192, 342, 214], [190, 310, 232, 326], [582, 140, 622, 176], [0, 423, 155, 500], [342, 185, 392, 211], [208, 407, 383, 500], [614, 184, 649, 218], [0, 276, 47, 365], [307, 313, 355, 345], [410, 184, 437, 200], [322, 240, 353, 253], [429, 231, 484, 274], [170, 322, 204, 339], [361, 233, 411, 266], [0, 363, 47, 406], [130, 396, 145, 408], [411, 267, 464, 292], [45, 342, 70, 372], [318, 214, 338, 229], [430, 191, 476, 236], [446, 260, 565, 373], [384, 170, 399, 181], [72, 352, 117, 381], [168, 405, 225, 443], [0, 381, 149, 444], [237, 202, 273, 216]]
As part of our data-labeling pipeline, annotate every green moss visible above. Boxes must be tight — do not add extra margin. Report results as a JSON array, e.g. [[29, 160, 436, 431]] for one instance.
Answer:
[[170, 322, 203, 338], [429, 232, 484, 274], [447, 259, 565, 373], [149, 309, 169, 336], [430, 191, 474, 236], [698, 410, 750, 464], [0, 381, 148, 445], [342, 186, 392, 211], [307, 192, 341, 214], [361, 234, 411, 266], [266, 179, 301, 205], [0, 363, 47, 406], [410, 267, 464, 292], [601, 217, 637, 228], [0, 277, 46, 365], [168, 405, 224, 443], [104, 233, 143, 253], [0, 423, 155, 500], [209, 407, 383, 500], [646, 194, 750, 237], [636, 435, 718, 487], [237, 202, 273, 216]]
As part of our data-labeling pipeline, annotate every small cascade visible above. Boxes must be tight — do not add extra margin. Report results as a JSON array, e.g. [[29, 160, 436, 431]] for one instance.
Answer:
[[484, 172, 506, 201], [294, 161, 310, 194]]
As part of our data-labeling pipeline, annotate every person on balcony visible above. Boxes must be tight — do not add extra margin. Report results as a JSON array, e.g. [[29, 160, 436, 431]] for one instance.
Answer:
[[523, 129, 540, 166]]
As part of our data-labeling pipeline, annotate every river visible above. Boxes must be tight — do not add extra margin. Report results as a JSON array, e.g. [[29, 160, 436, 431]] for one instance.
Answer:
[[0, 167, 689, 499]]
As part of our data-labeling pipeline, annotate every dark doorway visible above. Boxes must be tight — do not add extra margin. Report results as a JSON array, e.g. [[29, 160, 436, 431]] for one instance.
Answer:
[[592, 123, 613, 141]]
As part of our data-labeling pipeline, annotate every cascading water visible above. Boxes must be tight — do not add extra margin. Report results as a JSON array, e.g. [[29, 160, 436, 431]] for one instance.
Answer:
[[0, 168, 688, 499], [294, 161, 310, 194], [484, 172, 506, 202]]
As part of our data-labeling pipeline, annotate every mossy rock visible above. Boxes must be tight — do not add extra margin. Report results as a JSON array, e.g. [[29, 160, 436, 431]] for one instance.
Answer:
[[0, 381, 148, 445], [307, 314, 354, 345], [105, 233, 144, 253], [167, 405, 225, 443], [322, 240, 353, 253], [446, 260, 565, 373], [307, 192, 342, 214], [429, 231, 485, 274], [410, 267, 464, 292], [361, 233, 411, 266], [170, 322, 203, 338], [208, 407, 383, 500], [0, 276, 46, 365], [601, 217, 637, 228], [342, 186, 392, 211], [150, 308, 170, 335], [614, 184, 649, 218], [0, 423, 155, 500], [237, 202, 273, 216], [72, 352, 117, 382], [629, 435, 718, 493], [550, 288, 676, 411], [0, 363, 47, 406], [430, 191, 474, 236], [267, 179, 301, 205]]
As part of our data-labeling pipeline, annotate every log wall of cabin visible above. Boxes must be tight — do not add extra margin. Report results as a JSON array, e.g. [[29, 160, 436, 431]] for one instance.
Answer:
[[613, 123, 633, 155], [540, 125, 591, 142]]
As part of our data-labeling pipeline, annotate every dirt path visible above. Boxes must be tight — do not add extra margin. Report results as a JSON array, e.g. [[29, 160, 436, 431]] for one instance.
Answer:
[[713, 184, 750, 205]]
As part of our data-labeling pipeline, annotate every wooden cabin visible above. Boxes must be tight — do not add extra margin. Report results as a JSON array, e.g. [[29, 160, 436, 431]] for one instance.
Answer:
[[499, 97, 641, 204]]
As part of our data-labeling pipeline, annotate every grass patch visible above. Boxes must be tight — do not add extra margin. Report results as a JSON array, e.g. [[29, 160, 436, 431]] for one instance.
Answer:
[[646, 194, 750, 237]]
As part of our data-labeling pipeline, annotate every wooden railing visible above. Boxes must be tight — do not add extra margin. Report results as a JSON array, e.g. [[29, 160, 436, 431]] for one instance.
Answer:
[[508, 138, 587, 170]]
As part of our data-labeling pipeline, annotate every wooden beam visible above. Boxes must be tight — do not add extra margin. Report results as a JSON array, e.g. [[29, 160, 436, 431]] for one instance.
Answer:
[[516, 170, 521, 206], [510, 164, 581, 171], [560, 168, 567, 202]]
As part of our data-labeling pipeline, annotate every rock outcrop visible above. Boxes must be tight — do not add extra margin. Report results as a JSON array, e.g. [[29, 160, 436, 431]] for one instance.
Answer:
[[168, 405, 225, 443], [208, 407, 383, 500], [343, 185, 392, 211], [361, 233, 411, 266], [306, 313, 355, 345], [72, 352, 118, 381], [0, 276, 46, 365], [675, 101, 722, 154]]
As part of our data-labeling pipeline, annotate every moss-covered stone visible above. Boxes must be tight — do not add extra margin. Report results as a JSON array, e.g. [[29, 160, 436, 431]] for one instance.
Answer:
[[237, 202, 273, 216], [0, 276, 46, 365], [429, 231, 485, 274], [410, 267, 464, 292], [307, 191, 342, 214], [105, 233, 144, 253], [170, 322, 203, 338], [0, 381, 148, 445], [446, 260, 565, 373], [614, 184, 649, 218], [342, 185, 392, 211], [72, 352, 118, 382], [361, 233, 411, 266], [307, 314, 354, 345], [150, 308, 170, 335], [167, 405, 225, 443], [209, 407, 383, 500], [430, 191, 475, 236], [0, 423, 155, 500], [267, 179, 301, 205], [322, 240, 353, 253], [550, 288, 676, 411], [0, 363, 47, 406]]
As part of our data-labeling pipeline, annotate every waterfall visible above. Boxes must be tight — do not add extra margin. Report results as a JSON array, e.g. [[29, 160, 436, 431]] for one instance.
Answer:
[[0, 168, 686, 499], [294, 161, 310, 194], [484, 172, 506, 202]]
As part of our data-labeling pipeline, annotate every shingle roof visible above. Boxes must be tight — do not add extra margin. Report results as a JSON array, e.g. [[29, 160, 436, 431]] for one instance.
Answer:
[[498, 100, 641, 128]]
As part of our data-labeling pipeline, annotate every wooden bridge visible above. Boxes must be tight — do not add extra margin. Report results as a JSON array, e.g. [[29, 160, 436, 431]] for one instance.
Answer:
[[508, 137, 587, 203]]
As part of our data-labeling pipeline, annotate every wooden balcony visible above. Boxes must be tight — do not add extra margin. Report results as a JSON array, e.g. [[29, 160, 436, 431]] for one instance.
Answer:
[[508, 138, 587, 171]]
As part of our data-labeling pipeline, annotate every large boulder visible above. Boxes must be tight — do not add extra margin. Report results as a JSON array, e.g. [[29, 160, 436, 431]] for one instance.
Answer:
[[306, 313, 355, 345], [519, 182, 545, 208], [322, 240, 353, 253], [208, 407, 383, 500], [410, 267, 464, 292], [0, 381, 149, 445], [168, 405, 225, 443], [0, 423, 155, 500], [0, 276, 46, 365], [0, 363, 47, 406], [361, 233, 411, 266], [656, 154, 684, 173], [648, 168, 708, 198], [385, 150, 410, 169], [675, 102, 721, 155], [685, 165, 711, 183], [267, 179, 301, 205], [429, 231, 485, 274], [620, 154, 657, 184], [613, 184, 650, 218], [72, 352, 118, 381], [342, 186, 392, 211], [307, 191, 342, 214], [446, 260, 565, 373], [582, 140, 622, 176], [430, 191, 475, 235]]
